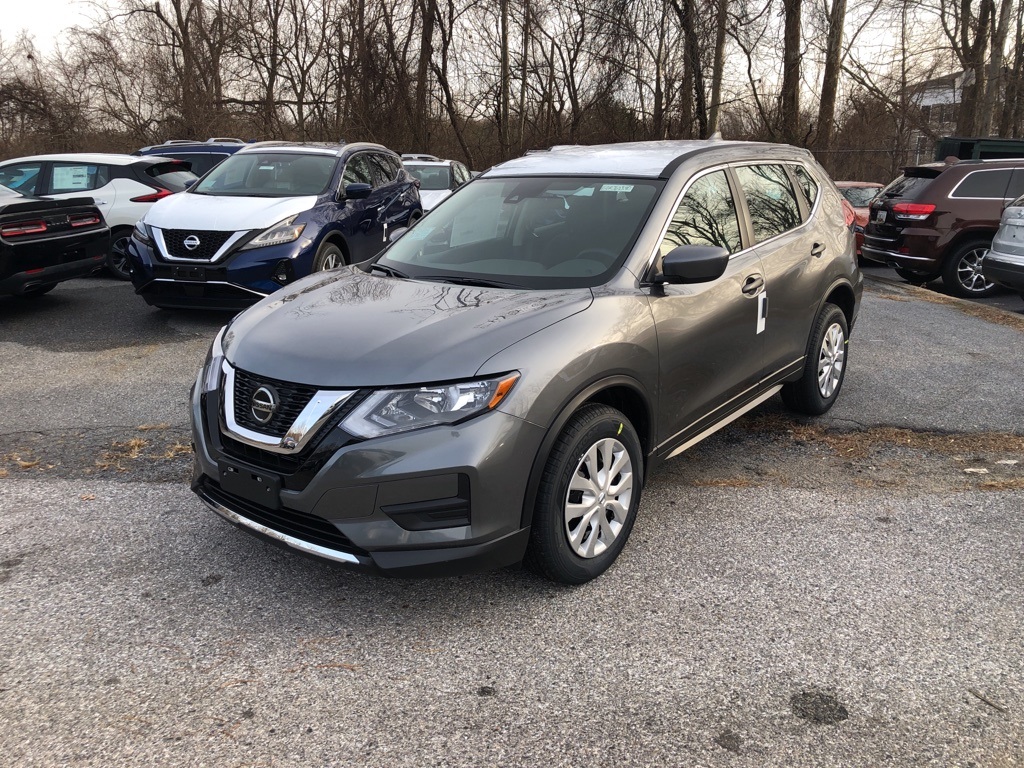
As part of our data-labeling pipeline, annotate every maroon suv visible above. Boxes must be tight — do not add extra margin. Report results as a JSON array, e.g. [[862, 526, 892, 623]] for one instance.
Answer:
[[862, 158, 1024, 297]]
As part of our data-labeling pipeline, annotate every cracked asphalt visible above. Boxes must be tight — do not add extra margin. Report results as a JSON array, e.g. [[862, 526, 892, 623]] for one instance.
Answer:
[[1, 275, 1022, 766]]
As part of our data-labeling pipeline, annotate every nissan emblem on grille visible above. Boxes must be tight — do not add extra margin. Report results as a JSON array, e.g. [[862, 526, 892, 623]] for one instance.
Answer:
[[183, 234, 201, 251], [250, 386, 278, 425]]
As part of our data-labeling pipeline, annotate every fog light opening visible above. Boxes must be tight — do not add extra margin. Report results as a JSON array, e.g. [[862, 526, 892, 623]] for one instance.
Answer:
[[272, 259, 294, 285]]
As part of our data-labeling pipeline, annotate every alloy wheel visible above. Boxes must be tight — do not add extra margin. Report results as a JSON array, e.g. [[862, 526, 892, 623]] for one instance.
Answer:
[[955, 247, 995, 295], [817, 322, 846, 398], [564, 437, 633, 558], [109, 235, 132, 279]]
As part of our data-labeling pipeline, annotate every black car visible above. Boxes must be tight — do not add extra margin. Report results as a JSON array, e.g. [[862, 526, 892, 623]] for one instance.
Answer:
[[0, 185, 110, 297], [133, 138, 250, 176]]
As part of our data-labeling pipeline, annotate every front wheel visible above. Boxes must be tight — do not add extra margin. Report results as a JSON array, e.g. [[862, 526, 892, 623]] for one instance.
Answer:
[[106, 228, 133, 280], [942, 239, 998, 298], [781, 303, 849, 416], [312, 241, 345, 272], [525, 404, 644, 584]]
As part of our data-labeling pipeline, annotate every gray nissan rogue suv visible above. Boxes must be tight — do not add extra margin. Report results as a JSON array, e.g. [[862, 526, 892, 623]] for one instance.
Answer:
[[191, 140, 861, 583]]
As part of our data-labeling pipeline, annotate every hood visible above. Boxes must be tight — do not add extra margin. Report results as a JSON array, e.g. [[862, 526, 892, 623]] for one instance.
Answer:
[[144, 191, 318, 231], [419, 190, 452, 211], [223, 268, 593, 387]]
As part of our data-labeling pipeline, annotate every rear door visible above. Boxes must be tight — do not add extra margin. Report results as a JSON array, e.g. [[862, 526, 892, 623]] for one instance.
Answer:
[[735, 162, 828, 378], [45, 161, 116, 225]]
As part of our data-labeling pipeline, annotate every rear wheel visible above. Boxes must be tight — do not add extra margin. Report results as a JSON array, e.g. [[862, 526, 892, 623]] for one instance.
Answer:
[[894, 267, 939, 284], [781, 303, 849, 416], [942, 239, 998, 298], [525, 404, 643, 584], [312, 241, 345, 272], [106, 227, 133, 280]]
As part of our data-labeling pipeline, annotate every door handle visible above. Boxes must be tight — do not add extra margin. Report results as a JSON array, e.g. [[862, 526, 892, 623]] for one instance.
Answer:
[[741, 274, 764, 296], [811, 242, 826, 257]]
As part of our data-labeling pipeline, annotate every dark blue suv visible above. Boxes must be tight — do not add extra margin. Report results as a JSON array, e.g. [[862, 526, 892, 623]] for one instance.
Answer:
[[127, 142, 422, 310]]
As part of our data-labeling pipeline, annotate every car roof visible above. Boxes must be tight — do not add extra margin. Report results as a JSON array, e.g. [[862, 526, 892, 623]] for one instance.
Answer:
[[835, 181, 883, 188], [236, 141, 390, 157], [0, 153, 153, 166], [483, 140, 811, 179]]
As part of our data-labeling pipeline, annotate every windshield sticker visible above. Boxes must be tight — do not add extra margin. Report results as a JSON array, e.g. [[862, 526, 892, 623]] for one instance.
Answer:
[[600, 184, 634, 193], [407, 225, 435, 241]]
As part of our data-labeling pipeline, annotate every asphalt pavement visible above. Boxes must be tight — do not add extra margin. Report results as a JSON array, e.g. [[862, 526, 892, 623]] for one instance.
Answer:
[[1, 274, 1022, 766]]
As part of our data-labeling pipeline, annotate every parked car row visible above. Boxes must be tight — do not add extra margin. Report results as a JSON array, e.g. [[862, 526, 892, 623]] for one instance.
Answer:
[[861, 156, 1024, 297]]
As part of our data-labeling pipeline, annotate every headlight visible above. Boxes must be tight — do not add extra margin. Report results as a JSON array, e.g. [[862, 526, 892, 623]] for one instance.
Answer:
[[200, 326, 227, 393], [341, 373, 519, 439], [239, 215, 306, 250], [132, 220, 152, 246]]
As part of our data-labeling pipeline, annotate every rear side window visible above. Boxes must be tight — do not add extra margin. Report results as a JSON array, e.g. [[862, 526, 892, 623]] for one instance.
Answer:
[[791, 165, 820, 209], [950, 169, 1013, 199], [49, 162, 109, 194], [145, 162, 197, 191], [735, 164, 802, 243], [659, 170, 742, 256], [1008, 171, 1024, 201]]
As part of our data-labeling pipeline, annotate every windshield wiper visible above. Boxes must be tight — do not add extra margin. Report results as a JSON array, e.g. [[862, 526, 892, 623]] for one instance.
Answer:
[[368, 263, 409, 278], [421, 275, 521, 289]]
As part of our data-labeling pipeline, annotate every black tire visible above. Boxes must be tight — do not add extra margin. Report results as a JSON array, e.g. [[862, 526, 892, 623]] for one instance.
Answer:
[[525, 404, 644, 584], [894, 267, 939, 284], [106, 227, 133, 280], [21, 283, 57, 297], [312, 241, 345, 272], [781, 303, 849, 416], [941, 238, 998, 298]]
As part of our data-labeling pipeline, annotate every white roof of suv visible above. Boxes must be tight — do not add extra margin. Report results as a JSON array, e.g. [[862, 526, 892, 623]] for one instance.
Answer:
[[6, 153, 160, 166]]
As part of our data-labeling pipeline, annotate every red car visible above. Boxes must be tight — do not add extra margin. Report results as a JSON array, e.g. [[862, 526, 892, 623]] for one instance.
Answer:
[[836, 181, 883, 256]]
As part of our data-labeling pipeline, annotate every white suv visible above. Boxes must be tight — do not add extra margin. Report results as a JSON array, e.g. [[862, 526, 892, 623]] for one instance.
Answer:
[[0, 153, 197, 279]]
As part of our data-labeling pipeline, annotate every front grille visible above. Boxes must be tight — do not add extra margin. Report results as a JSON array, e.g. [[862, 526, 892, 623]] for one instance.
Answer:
[[162, 229, 234, 260], [201, 479, 369, 556], [234, 368, 318, 437], [220, 434, 303, 473]]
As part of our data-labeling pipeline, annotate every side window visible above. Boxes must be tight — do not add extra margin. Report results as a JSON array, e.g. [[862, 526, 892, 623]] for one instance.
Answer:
[[342, 154, 374, 187], [1007, 169, 1024, 200], [0, 162, 43, 195], [951, 169, 1013, 199], [454, 163, 469, 185], [735, 164, 802, 243], [49, 163, 109, 194], [367, 154, 397, 187], [791, 164, 819, 212], [658, 170, 742, 258]]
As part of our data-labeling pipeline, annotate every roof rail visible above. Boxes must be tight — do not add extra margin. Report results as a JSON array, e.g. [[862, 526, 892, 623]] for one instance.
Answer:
[[161, 139, 193, 145], [207, 137, 246, 144]]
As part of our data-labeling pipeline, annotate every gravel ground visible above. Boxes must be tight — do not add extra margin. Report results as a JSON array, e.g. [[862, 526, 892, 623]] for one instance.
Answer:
[[1, 477, 1022, 767], [1, 275, 1023, 766]]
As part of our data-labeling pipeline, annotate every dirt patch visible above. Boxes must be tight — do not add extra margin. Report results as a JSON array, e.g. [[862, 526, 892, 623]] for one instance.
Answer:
[[742, 412, 1024, 459], [791, 687, 849, 724]]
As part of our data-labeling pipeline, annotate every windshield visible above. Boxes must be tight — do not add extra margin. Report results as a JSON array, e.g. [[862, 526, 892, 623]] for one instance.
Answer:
[[191, 152, 336, 197], [406, 164, 452, 190], [839, 186, 879, 207], [378, 176, 662, 289]]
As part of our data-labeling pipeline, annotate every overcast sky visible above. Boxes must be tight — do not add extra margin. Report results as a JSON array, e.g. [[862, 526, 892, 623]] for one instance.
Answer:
[[4, 0, 90, 52]]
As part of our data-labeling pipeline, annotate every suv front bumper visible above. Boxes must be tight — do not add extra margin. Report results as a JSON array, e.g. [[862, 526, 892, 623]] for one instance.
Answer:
[[189, 372, 545, 577]]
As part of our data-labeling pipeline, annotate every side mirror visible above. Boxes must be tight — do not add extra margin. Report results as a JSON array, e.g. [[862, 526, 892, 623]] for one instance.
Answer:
[[184, 179, 197, 188], [343, 183, 372, 200], [388, 227, 408, 243], [659, 244, 730, 284]]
